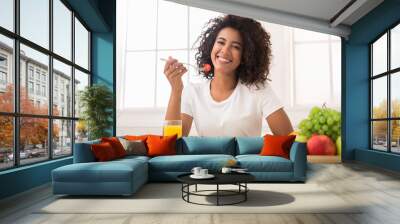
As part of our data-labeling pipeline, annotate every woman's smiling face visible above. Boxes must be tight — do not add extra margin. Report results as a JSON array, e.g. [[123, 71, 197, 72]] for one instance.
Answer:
[[211, 27, 243, 75]]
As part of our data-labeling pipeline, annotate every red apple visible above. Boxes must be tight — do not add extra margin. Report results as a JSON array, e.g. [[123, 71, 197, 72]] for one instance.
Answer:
[[307, 135, 336, 155]]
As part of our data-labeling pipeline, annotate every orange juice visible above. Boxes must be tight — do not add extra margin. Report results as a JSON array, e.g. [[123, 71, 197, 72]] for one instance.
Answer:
[[163, 125, 182, 138]]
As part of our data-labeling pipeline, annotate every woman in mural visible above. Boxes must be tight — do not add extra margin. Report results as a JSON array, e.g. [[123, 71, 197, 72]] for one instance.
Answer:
[[164, 14, 293, 137]]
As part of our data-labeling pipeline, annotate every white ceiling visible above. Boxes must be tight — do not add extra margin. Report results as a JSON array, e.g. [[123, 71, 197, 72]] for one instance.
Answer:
[[167, 0, 384, 38], [225, 0, 353, 23]]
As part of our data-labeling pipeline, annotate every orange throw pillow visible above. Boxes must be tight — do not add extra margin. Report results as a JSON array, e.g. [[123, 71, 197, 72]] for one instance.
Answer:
[[260, 134, 296, 159], [101, 137, 127, 158], [146, 134, 177, 157], [91, 142, 117, 161]]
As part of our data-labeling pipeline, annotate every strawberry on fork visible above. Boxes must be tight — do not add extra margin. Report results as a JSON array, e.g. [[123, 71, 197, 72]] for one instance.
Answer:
[[160, 58, 211, 74]]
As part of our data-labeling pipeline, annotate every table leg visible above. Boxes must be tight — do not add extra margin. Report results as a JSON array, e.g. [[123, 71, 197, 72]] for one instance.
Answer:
[[195, 184, 197, 192], [181, 184, 183, 199], [187, 184, 190, 202], [245, 183, 247, 201], [217, 184, 219, 206]]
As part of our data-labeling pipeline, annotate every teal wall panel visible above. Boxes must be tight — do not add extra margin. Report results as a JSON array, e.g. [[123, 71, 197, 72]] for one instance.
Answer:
[[91, 32, 114, 135], [91, 0, 116, 135], [344, 0, 400, 171], [355, 149, 400, 172], [65, 0, 109, 32], [92, 33, 113, 87], [343, 44, 370, 160], [0, 158, 72, 199]]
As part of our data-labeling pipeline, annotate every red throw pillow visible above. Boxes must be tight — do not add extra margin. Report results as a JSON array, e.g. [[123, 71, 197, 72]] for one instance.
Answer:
[[101, 137, 126, 158], [260, 134, 296, 159], [146, 134, 177, 157], [91, 142, 117, 161]]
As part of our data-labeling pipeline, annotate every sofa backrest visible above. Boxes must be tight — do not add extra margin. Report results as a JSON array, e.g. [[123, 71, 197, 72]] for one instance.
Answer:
[[73, 139, 100, 163], [235, 137, 263, 155], [74, 136, 270, 162], [177, 137, 236, 155]]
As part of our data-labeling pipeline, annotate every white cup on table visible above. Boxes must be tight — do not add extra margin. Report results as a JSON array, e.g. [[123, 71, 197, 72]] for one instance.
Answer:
[[191, 167, 202, 176], [221, 167, 232, 174], [200, 169, 208, 176]]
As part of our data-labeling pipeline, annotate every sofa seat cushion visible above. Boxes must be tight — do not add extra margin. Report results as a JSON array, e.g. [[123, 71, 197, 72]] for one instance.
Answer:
[[53, 159, 147, 183], [236, 155, 293, 172], [149, 154, 235, 172], [116, 155, 150, 163]]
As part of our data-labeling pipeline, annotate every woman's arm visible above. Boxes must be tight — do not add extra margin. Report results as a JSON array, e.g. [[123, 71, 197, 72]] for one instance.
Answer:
[[266, 108, 293, 135], [165, 89, 183, 121], [164, 90, 193, 137], [163, 56, 193, 136], [181, 113, 193, 137]]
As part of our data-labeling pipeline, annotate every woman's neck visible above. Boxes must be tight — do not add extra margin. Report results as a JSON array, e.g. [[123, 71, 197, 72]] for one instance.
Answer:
[[211, 70, 238, 92]]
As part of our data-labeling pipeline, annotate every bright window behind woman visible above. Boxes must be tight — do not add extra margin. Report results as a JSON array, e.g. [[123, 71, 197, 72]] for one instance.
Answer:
[[116, 0, 341, 135]]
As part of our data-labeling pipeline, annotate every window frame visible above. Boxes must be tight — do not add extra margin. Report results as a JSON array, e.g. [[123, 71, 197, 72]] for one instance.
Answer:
[[370, 20, 400, 154], [122, 0, 223, 109], [291, 28, 341, 109], [0, 0, 92, 171], [0, 53, 8, 88]]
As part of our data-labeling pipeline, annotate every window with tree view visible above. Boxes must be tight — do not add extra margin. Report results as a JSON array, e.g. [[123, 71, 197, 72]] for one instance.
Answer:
[[0, 0, 91, 170], [371, 23, 400, 153]]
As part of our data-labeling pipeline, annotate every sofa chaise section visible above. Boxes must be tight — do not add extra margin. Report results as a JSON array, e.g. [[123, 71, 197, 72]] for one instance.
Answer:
[[235, 137, 307, 182], [52, 141, 149, 196]]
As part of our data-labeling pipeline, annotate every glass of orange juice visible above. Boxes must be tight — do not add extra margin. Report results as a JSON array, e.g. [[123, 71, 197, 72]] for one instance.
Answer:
[[163, 120, 182, 138]]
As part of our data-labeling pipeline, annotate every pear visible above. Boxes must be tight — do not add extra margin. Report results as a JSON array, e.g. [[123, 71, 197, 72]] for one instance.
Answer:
[[336, 136, 342, 156]]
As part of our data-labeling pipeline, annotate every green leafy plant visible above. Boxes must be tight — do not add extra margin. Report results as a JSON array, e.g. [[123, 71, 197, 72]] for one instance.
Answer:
[[79, 84, 113, 140]]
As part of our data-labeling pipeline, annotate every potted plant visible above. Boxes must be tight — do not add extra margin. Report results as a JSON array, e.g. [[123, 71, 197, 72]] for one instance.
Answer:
[[79, 84, 113, 140]]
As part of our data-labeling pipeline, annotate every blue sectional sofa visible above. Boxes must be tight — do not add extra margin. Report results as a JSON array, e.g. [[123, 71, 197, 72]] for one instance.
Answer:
[[52, 136, 307, 196]]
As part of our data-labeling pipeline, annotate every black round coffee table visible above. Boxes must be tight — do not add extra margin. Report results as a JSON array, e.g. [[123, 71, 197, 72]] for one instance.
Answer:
[[177, 173, 255, 206]]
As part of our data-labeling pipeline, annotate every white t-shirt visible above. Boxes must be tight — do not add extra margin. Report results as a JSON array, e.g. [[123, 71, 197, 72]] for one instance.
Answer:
[[181, 79, 283, 137]]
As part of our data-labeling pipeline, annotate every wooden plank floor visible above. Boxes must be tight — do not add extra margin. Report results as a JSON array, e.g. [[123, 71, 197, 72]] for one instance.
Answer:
[[1, 162, 400, 224]]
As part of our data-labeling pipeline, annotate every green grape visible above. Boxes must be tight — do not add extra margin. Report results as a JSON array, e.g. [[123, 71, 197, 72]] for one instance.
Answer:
[[305, 120, 312, 129], [300, 106, 341, 138], [327, 117, 334, 125], [319, 116, 326, 124], [333, 114, 340, 122], [333, 125, 339, 132], [298, 120, 306, 129], [310, 107, 320, 116]]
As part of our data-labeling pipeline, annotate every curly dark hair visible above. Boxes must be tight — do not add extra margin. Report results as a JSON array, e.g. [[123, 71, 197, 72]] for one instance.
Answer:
[[195, 14, 272, 88]]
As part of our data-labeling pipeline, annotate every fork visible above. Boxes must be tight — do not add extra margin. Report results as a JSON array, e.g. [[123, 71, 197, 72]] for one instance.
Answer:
[[160, 58, 207, 72]]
